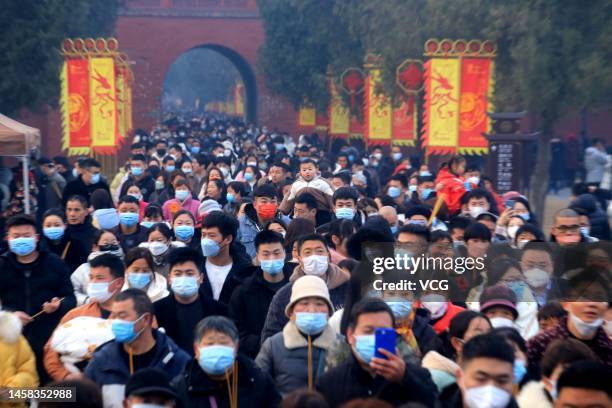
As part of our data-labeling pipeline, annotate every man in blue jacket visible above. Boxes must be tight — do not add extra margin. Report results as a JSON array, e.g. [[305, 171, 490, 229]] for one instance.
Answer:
[[85, 289, 190, 408]]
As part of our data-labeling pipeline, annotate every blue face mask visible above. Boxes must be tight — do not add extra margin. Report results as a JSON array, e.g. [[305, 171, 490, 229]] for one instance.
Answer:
[[274, 143, 285, 151], [420, 171, 432, 177], [175, 190, 190, 201], [514, 360, 527, 384], [174, 225, 195, 241], [43, 227, 65, 241], [390, 225, 398, 235], [386, 301, 412, 319], [91, 173, 101, 184], [392, 152, 402, 161], [140, 221, 155, 229], [191, 146, 200, 154], [72, 168, 78, 178], [349, 154, 355, 162], [166, 165, 175, 173], [295, 312, 328, 335], [388, 186, 401, 198], [9, 237, 36, 256], [131, 167, 144, 176], [197, 345, 235, 376], [226, 193, 235, 203], [422, 188, 433, 200], [111, 315, 145, 343], [128, 273, 152, 290], [335, 207, 355, 220], [354, 335, 375, 364], [507, 281, 526, 300], [201, 238, 221, 257], [519, 213, 530, 221], [244, 172, 254, 182], [408, 185, 417, 193], [260, 258, 284, 275], [551, 380, 558, 400], [171, 276, 199, 298], [119, 212, 139, 227]]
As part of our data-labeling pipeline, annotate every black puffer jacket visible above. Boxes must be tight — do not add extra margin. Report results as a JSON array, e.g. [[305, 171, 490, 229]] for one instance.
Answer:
[[571, 193, 610, 240], [172, 356, 281, 408], [0, 249, 76, 381], [413, 308, 444, 356], [229, 266, 290, 358], [66, 218, 96, 254], [316, 352, 437, 407]]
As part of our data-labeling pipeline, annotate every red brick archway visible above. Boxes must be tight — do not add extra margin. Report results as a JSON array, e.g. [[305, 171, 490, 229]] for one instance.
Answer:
[[24, 1, 298, 157], [161, 43, 259, 123], [116, 0, 296, 133]]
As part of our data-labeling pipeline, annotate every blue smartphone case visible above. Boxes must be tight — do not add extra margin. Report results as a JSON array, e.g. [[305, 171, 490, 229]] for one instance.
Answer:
[[374, 328, 397, 359]]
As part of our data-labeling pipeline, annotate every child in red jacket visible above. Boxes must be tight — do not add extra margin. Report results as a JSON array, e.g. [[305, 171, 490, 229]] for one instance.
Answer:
[[434, 156, 477, 215]]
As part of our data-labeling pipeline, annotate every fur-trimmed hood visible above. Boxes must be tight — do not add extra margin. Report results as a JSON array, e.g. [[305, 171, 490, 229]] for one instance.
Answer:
[[283, 321, 337, 350], [422, 350, 459, 374], [289, 263, 350, 290], [516, 381, 553, 408], [0, 311, 22, 344]]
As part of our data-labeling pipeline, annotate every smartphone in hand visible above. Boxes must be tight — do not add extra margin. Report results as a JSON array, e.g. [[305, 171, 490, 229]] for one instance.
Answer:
[[374, 328, 397, 359]]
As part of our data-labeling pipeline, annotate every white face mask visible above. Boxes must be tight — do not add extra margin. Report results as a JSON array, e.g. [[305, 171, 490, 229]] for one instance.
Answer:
[[570, 313, 604, 338], [420, 294, 448, 319], [469, 206, 486, 218], [507, 225, 519, 239], [517, 239, 529, 249], [489, 317, 515, 329], [524, 268, 550, 289], [302, 255, 329, 276], [149, 241, 169, 257], [467, 176, 480, 185], [87, 280, 116, 303], [464, 384, 511, 408]]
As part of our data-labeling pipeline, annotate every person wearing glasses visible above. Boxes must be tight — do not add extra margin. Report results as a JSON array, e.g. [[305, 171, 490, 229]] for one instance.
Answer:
[[550, 208, 584, 246]]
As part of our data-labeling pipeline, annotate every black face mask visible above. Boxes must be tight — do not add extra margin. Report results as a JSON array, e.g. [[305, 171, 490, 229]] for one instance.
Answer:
[[99, 244, 120, 252], [157, 149, 167, 157]]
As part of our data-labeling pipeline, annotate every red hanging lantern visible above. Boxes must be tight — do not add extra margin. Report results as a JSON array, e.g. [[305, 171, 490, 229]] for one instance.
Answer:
[[340, 68, 365, 109], [396, 59, 424, 114]]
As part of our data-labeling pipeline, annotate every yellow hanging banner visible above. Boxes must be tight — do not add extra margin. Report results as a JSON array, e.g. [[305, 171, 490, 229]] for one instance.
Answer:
[[298, 106, 316, 127], [423, 58, 460, 154], [366, 69, 392, 142], [235, 82, 244, 116], [89, 57, 118, 151], [329, 81, 349, 135]]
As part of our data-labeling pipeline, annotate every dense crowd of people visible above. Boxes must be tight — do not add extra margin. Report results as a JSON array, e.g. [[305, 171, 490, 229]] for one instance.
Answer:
[[0, 114, 610, 408]]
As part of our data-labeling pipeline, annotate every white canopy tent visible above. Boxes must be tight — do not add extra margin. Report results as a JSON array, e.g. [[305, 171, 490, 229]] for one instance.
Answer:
[[0, 114, 41, 214]]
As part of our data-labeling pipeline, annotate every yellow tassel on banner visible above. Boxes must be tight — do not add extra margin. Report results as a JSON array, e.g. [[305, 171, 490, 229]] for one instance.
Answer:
[[60, 62, 71, 152]]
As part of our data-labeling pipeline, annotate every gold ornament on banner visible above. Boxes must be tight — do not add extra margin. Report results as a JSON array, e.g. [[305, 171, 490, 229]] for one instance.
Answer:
[[424, 38, 497, 58], [61, 37, 121, 57]]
